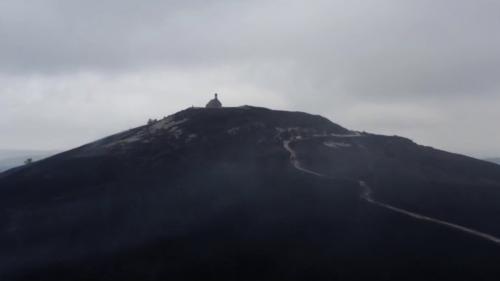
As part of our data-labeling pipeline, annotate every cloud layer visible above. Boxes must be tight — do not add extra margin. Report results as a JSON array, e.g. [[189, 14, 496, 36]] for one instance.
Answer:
[[1, 0, 499, 157]]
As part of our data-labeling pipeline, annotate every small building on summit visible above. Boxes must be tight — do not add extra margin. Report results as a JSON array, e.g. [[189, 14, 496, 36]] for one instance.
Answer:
[[206, 93, 222, 108]]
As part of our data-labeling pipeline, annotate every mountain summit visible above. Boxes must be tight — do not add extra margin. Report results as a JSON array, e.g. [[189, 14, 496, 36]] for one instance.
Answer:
[[2, 106, 500, 280]]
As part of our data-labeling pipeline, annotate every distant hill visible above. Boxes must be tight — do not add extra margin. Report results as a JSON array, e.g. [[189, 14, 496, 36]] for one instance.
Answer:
[[0, 150, 57, 172], [2, 106, 500, 280]]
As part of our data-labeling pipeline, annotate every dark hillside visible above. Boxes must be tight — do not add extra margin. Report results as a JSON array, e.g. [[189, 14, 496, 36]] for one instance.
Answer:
[[2, 106, 500, 281]]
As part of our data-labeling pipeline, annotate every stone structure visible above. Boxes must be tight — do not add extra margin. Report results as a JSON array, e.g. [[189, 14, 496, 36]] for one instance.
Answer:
[[206, 93, 222, 108]]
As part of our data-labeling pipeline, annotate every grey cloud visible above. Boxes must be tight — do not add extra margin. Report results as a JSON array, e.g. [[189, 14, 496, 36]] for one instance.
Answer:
[[0, 0, 499, 157]]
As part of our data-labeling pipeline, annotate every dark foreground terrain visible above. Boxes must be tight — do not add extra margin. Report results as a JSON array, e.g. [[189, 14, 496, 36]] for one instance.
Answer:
[[1, 106, 500, 281]]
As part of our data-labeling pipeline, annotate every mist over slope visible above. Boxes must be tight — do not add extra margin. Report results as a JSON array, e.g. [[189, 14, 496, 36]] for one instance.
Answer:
[[0, 150, 57, 172], [486, 158, 500, 165], [1, 106, 500, 281]]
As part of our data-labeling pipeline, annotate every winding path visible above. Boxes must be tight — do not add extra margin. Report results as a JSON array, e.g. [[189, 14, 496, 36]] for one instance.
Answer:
[[283, 137, 500, 246], [283, 140, 325, 177]]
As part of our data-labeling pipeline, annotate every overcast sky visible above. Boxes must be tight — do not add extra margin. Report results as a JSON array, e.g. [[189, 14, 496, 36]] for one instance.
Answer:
[[1, 0, 499, 157]]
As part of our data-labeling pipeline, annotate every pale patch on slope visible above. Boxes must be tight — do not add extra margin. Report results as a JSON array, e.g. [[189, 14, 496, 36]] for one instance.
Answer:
[[323, 141, 352, 148]]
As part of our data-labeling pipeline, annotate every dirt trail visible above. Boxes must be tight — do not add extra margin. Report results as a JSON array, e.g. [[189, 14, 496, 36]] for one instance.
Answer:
[[283, 137, 500, 246]]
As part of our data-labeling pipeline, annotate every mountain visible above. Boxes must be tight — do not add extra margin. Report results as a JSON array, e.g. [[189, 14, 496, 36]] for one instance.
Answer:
[[2, 106, 500, 281], [0, 150, 57, 172]]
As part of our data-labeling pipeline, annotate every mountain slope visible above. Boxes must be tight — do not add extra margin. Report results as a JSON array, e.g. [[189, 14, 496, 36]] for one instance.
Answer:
[[1, 106, 500, 281]]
